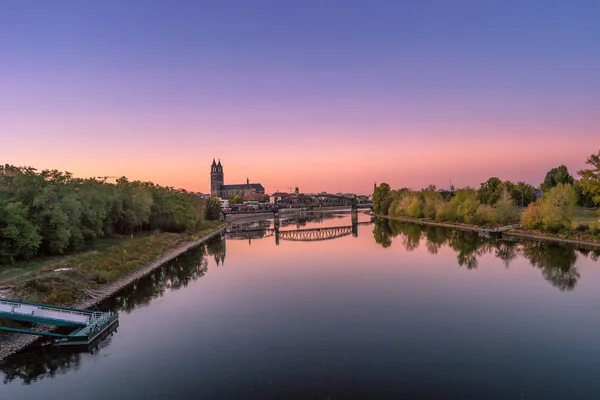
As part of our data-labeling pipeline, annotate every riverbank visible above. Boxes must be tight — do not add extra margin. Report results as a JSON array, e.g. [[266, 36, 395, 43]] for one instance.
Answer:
[[377, 215, 600, 248], [0, 221, 226, 361]]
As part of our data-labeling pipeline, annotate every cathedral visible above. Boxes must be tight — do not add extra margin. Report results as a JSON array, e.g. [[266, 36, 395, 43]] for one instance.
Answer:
[[210, 159, 265, 198]]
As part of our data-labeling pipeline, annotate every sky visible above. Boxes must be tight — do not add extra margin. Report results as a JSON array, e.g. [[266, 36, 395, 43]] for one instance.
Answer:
[[1, 1, 599, 194]]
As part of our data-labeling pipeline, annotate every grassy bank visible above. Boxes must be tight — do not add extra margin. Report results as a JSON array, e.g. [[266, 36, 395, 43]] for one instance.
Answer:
[[0, 220, 225, 306], [574, 208, 599, 225]]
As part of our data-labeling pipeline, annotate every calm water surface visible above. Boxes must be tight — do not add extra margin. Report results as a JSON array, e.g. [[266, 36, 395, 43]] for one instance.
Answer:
[[2, 213, 600, 399]]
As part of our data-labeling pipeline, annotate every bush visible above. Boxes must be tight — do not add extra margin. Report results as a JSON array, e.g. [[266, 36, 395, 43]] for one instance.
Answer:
[[475, 204, 495, 226], [407, 196, 423, 218], [521, 185, 577, 233], [575, 224, 589, 233], [493, 189, 520, 225], [591, 221, 600, 237], [521, 202, 542, 230], [89, 269, 110, 284], [538, 184, 578, 233], [434, 202, 448, 222]]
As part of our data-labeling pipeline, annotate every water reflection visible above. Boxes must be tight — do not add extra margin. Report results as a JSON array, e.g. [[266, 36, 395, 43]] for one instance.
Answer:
[[226, 212, 366, 244], [0, 238, 221, 384], [1, 348, 82, 385], [373, 218, 600, 291], [3, 216, 600, 397]]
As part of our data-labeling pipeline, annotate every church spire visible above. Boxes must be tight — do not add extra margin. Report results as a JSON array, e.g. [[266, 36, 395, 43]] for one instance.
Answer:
[[217, 159, 222, 167], [212, 158, 216, 166], [247, 177, 250, 186]]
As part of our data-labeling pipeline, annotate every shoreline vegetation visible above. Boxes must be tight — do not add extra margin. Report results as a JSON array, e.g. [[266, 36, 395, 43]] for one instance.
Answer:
[[0, 221, 226, 361], [376, 214, 600, 248], [0, 220, 226, 305], [372, 150, 600, 247]]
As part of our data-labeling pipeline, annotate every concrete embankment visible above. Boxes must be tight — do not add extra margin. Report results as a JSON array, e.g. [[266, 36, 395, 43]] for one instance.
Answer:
[[0, 227, 226, 362], [502, 230, 600, 248], [376, 215, 481, 232], [376, 215, 600, 248]]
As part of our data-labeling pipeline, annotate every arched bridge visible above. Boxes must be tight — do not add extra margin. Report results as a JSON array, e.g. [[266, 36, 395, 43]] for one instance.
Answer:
[[226, 221, 372, 243], [277, 225, 355, 241]]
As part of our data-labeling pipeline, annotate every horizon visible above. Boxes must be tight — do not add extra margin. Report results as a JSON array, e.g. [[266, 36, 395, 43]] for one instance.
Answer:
[[2, 1, 598, 194]]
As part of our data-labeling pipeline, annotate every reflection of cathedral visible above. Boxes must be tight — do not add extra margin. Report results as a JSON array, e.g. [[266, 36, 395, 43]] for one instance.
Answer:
[[215, 248, 225, 266], [207, 236, 226, 266]]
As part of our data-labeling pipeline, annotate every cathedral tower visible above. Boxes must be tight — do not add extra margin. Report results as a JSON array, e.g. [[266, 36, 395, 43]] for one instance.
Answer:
[[210, 159, 224, 197]]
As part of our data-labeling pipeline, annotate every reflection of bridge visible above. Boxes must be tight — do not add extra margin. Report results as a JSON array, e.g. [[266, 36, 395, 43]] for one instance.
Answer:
[[226, 221, 372, 244]]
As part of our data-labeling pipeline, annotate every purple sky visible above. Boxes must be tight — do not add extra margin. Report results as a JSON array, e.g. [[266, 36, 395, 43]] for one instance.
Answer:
[[1, 1, 599, 194]]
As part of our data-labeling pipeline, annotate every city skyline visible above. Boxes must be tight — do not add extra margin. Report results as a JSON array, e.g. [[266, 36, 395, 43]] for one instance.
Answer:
[[2, 1, 598, 194]]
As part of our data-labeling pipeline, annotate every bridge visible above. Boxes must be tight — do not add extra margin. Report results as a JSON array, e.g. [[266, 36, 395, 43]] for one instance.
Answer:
[[226, 221, 372, 244]]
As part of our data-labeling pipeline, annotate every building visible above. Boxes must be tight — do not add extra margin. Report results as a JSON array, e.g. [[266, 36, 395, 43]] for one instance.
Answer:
[[210, 159, 265, 198]]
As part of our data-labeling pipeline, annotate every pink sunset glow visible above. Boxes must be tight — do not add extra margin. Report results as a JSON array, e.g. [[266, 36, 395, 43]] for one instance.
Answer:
[[2, 2, 598, 194]]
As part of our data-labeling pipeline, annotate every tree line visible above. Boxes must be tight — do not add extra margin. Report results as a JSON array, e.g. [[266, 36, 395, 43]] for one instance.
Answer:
[[0, 165, 223, 263], [373, 151, 600, 235]]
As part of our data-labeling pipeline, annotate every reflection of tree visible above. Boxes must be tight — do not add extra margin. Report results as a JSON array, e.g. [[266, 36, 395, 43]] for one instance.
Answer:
[[1, 344, 82, 384], [103, 244, 209, 313], [423, 226, 451, 255], [577, 247, 600, 262], [371, 219, 592, 291], [493, 241, 519, 268], [402, 224, 422, 251], [448, 231, 485, 269], [385, 220, 422, 252], [373, 219, 393, 248], [522, 242, 579, 291]]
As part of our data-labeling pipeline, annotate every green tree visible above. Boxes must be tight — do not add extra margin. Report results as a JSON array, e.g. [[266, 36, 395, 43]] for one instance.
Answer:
[[205, 197, 222, 221], [230, 195, 244, 205], [493, 189, 520, 225], [446, 189, 479, 223], [524, 183, 578, 233], [422, 186, 442, 219], [477, 177, 502, 205], [152, 191, 198, 232], [373, 183, 392, 215], [475, 204, 495, 226], [541, 165, 574, 192], [510, 182, 536, 207], [521, 201, 543, 230], [577, 151, 600, 208], [0, 201, 42, 262], [0, 164, 210, 262], [32, 185, 82, 253], [77, 180, 109, 242], [575, 181, 597, 208]]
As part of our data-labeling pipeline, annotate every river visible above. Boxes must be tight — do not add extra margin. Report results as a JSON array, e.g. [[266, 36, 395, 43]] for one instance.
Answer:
[[2, 213, 600, 399]]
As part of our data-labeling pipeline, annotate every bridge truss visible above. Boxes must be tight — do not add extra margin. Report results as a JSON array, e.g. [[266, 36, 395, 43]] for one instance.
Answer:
[[225, 222, 371, 242], [278, 226, 353, 241]]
